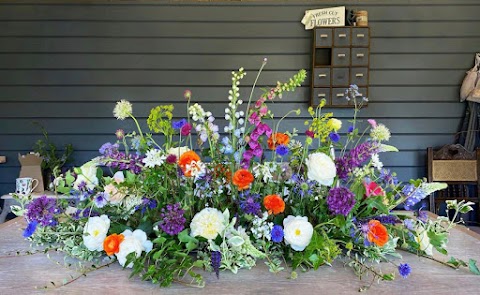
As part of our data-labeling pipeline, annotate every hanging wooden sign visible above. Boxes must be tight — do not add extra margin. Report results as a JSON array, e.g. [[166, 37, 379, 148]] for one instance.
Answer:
[[301, 6, 345, 30]]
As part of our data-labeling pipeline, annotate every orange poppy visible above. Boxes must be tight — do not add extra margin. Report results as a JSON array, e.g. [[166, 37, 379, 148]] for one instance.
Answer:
[[178, 150, 201, 177], [267, 133, 290, 150], [367, 220, 389, 247], [103, 233, 125, 256], [263, 194, 285, 215], [232, 169, 254, 190]]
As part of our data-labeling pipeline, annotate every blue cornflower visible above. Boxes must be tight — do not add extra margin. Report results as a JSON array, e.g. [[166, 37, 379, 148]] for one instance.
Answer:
[[23, 220, 39, 238], [271, 225, 284, 243], [238, 190, 261, 216], [398, 263, 411, 278], [275, 145, 289, 156], [94, 193, 108, 208], [291, 174, 315, 198], [172, 118, 187, 130], [329, 132, 340, 143], [347, 126, 354, 133]]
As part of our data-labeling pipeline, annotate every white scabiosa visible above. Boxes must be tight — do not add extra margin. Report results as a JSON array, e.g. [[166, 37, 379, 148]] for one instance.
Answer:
[[142, 148, 166, 168], [190, 208, 226, 240], [305, 152, 336, 186], [113, 99, 133, 120], [83, 215, 111, 251], [283, 215, 314, 251], [370, 124, 391, 142], [116, 229, 153, 268]]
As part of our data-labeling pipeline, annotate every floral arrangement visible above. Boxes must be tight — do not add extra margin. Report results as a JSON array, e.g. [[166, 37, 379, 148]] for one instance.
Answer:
[[14, 60, 479, 289]]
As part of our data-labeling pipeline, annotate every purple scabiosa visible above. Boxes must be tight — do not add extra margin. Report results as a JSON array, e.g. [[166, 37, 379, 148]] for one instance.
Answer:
[[94, 192, 109, 208], [398, 263, 411, 278], [402, 184, 427, 210], [158, 203, 186, 236], [238, 190, 262, 216], [329, 132, 340, 143], [172, 118, 187, 130], [25, 195, 60, 227], [271, 225, 284, 243], [327, 187, 356, 216], [275, 145, 289, 156], [115, 129, 125, 140], [23, 220, 39, 238], [211, 251, 222, 279]]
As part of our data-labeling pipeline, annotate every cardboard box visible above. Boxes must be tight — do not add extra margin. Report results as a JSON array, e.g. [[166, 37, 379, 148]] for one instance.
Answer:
[[18, 153, 44, 193]]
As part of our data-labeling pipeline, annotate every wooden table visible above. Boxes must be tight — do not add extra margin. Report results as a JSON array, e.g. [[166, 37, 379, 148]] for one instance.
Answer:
[[1, 217, 479, 295]]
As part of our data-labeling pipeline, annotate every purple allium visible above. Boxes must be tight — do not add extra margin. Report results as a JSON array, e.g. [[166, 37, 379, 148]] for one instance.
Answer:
[[211, 251, 222, 279], [94, 193, 108, 208], [327, 187, 356, 216], [305, 129, 315, 138], [402, 184, 427, 210], [398, 263, 411, 278], [329, 132, 340, 143], [271, 225, 284, 243], [25, 196, 60, 227], [238, 190, 261, 216], [180, 123, 192, 136], [166, 154, 177, 164], [172, 118, 187, 130], [23, 220, 39, 238], [276, 145, 289, 156], [158, 203, 186, 236]]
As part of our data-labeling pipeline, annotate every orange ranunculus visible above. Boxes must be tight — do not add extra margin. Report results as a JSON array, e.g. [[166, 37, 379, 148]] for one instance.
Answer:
[[367, 220, 389, 247], [103, 233, 125, 256], [178, 150, 201, 177], [267, 133, 290, 150], [263, 194, 285, 215], [232, 169, 254, 190]]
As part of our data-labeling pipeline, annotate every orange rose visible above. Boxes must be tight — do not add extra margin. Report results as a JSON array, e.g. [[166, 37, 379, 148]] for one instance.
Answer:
[[103, 233, 124, 256], [263, 194, 285, 215], [367, 220, 389, 247], [178, 150, 201, 177], [267, 133, 290, 150], [232, 169, 254, 190]]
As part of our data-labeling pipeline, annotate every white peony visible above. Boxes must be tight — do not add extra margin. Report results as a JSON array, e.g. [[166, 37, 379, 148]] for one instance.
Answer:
[[190, 208, 226, 240], [415, 227, 433, 256], [73, 160, 99, 190], [283, 215, 314, 251], [305, 152, 336, 186], [167, 146, 190, 157], [83, 215, 111, 251], [116, 229, 153, 268]]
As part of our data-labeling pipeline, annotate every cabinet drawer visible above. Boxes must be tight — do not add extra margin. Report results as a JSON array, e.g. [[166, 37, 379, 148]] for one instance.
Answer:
[[332, 68, 350, 86], [332, 48, 350, 66], [333, 28, 350, 47], [315, 28, 333, 47], [312, 88, 331, 105], [313, 68, 331, 87], [355, 87, 368, 102], [350, 68, 368, 86], [351, 48, 369, 66], [352, 28, 369, 47], [331, 87, 349, 106]]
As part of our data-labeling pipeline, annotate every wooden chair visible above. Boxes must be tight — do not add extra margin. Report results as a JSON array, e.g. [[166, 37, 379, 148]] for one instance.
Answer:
[[427, 145, 480, 224]]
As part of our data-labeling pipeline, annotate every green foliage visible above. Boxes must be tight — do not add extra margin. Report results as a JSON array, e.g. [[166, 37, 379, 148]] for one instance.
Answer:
[[291, 230, 340, 270], [147, 105, 174, 136], [32, 122, 74, 172]]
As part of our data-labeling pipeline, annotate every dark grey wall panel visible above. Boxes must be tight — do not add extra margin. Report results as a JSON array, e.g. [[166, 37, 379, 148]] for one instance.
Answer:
[[0, 1, 476, 197]]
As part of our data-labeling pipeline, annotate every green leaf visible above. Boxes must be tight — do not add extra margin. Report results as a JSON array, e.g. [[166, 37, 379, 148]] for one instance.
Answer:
[[65, 172, 75, 186], [110, 222, 131, 235], [227, 236, 245, 247], [138, 220, 153, 236], [382, 273, 395, 281], [469, 259, 480, 275], [153, 236, 167, 245]]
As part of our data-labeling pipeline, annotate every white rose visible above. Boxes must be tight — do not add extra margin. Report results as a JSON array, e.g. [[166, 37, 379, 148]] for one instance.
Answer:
[[190, 208, 225, 240], [167, 146, 190, 157], [83, 215, 111, 251], [415, 227, 433, 256], [116, 229, 153, 268], [74, 161, 99, 190], [283, 215, 314, 251], [305, 152, 336, 186]]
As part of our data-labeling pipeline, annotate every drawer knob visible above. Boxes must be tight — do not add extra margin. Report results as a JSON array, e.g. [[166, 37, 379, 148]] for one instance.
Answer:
[[338, 53, 346, 57], [356, 53, 365, 57], [357, 93, 363, 96], [356, 33, 365, 38], [338, 33, 347, 38], [355, 73, 364, 77], [318, 74, 327, 77], [320, 34, 328, 38], [317, 93, 326, 97], [336, 93, 344, 97]]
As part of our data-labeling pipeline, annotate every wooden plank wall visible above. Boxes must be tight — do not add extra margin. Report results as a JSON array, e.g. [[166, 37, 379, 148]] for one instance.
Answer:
[[0, 0, 478, 197]]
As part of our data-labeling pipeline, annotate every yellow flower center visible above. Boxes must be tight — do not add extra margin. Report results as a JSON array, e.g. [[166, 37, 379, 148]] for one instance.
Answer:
[[295, 229, 301, 236], [93, 229, 100, 237]]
